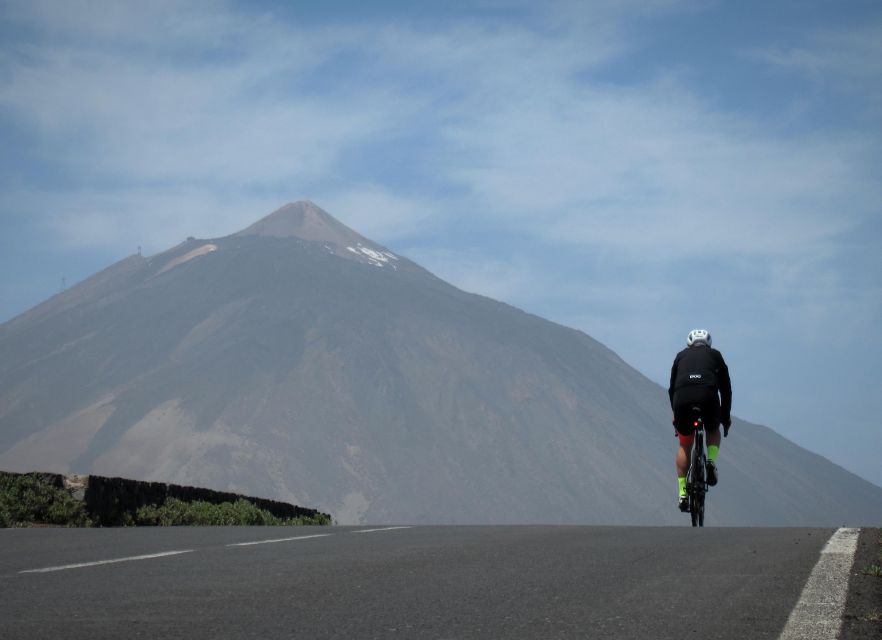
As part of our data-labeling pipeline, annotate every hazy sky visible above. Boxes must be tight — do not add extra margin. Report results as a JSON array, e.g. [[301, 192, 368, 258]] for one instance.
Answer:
[[1, 1, 880, 487]]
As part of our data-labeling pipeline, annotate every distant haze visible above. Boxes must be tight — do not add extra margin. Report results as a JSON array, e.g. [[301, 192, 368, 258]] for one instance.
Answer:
[[1, 202, 879, 525]]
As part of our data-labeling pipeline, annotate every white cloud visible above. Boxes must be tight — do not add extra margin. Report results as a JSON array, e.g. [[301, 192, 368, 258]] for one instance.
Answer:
[[747, 20, 882, 122], [749, 21, 882, 81], [0, 12, 394, 187], [442, 74, 877, 260]]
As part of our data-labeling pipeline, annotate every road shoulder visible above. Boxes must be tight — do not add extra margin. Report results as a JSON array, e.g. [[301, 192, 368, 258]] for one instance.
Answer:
[[841, 527, 882, 640]]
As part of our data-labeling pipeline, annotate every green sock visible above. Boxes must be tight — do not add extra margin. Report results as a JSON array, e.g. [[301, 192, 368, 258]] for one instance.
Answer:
[[678, 476, 687, 498], [708, 445, 719, 463]]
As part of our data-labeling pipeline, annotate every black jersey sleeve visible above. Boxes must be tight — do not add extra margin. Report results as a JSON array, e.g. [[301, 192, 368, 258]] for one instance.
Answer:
[[715, 350, 732, 420]]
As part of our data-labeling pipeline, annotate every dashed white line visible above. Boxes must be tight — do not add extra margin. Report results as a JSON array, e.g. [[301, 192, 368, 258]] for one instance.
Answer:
[[19, 550, 194, 574], [777, 527, 860, 640], [227, 534, 332, 547], [18, 526, 413, 572]]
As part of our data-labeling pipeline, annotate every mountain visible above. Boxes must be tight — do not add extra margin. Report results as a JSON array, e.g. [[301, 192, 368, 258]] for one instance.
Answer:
[[1, 201, 880, 525]]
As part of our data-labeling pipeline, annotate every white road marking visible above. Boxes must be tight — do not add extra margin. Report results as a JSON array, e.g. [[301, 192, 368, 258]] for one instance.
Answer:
[[19, 549, 194, 574], [18, 527, 409, 572], [227, 534, 331, 547], [777, 527, 860, 640]]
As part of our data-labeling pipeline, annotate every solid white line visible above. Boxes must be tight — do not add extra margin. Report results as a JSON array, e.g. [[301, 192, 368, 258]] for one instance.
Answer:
[[352, 526, 413, 534], [227, 533, 331, 547], [777, 527, 860, 640], [19, 550, 194, 574]]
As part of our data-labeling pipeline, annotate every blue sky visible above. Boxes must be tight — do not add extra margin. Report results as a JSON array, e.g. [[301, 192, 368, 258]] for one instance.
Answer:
[[1, 0, 880, 487]]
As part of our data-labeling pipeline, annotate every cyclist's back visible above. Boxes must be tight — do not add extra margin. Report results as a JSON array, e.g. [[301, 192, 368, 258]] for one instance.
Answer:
[[669, 342, 731, 425]]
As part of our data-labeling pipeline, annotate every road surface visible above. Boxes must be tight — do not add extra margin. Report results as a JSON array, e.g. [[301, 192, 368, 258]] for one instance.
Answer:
[[0, 525, 849, 639]]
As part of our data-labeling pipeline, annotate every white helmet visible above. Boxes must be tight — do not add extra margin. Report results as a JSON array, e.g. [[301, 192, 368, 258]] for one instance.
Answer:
[[687, 329, 711, 347]]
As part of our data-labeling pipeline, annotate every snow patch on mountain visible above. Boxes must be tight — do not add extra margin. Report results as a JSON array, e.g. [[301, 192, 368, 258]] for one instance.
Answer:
[[347, 244, 399, 269]]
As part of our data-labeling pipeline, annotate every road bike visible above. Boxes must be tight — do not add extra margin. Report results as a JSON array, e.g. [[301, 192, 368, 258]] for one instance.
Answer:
[[685, 406, 708, 527]]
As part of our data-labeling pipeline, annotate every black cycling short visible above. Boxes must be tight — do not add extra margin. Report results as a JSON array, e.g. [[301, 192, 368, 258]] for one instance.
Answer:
[[673, 385, 721, 441]]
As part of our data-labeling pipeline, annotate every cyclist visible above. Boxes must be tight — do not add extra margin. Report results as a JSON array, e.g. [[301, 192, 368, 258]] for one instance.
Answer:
[[669, 329, 732, 512]]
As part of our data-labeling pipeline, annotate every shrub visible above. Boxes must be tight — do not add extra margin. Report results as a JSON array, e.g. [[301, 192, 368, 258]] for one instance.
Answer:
[[134, 498, 330, 526], [0, 473, 91, 527]]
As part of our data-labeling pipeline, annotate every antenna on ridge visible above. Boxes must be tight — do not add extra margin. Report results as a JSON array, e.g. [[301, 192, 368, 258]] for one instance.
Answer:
[[137, 245, 142, 256], [61, 277, 67, 292]]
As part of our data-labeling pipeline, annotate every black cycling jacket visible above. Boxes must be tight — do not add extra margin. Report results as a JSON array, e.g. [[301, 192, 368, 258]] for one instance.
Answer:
[[668, 345, 732, 421]]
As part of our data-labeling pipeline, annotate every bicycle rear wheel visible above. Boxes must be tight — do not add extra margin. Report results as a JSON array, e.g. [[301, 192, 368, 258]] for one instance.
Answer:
[[690, 492, 699, 527], [689, 452, 705, 527], [698, 492, 705, 527]]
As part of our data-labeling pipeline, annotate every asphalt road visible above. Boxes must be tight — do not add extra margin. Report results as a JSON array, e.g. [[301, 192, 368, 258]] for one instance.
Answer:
[[0, 525, 837, 639]]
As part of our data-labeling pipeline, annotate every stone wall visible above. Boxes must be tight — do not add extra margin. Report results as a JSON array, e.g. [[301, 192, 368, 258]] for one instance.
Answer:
[[1, 471, 328, 526]]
